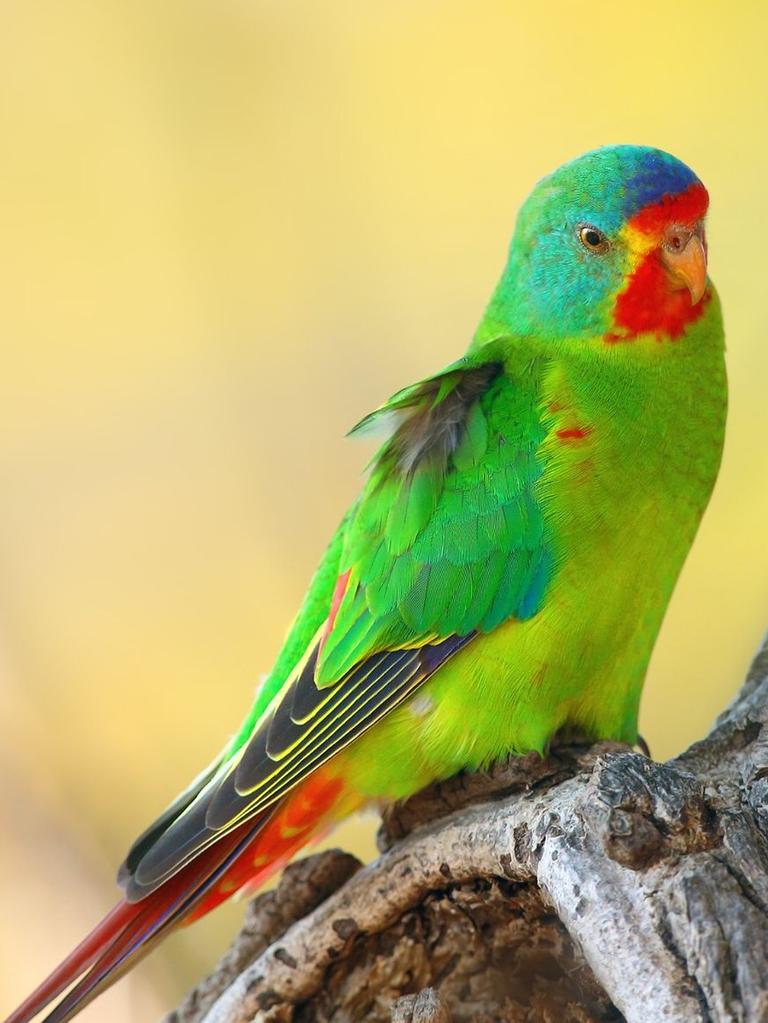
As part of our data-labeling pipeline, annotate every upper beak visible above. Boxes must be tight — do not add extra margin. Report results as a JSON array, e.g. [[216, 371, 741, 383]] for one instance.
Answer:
[[661, 230, 708, 305]]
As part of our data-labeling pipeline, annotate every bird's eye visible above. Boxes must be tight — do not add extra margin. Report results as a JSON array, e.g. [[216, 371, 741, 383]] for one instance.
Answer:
[[663, 225, 692, 253], [578, 225, 610, 254]]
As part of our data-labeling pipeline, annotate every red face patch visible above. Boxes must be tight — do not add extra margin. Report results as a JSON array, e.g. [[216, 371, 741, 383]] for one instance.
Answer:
[[607, 182, 710, 343], [609, 251, 710, 342]]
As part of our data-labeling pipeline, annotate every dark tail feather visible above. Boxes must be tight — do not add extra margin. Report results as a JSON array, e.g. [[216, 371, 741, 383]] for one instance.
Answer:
[[5, 816, 266, 1023]]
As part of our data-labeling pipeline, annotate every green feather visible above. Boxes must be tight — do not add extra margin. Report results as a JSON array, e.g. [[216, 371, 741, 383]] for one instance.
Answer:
[[315, 359, 550, 685]]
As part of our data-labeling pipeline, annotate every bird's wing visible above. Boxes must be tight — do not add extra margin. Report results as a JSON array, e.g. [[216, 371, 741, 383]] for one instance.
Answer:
[[121, 344, 554, 900]]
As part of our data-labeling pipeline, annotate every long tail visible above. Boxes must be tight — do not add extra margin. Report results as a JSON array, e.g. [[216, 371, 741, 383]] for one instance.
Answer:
[[5, 815, 266, 1023], [6, 768, 357, 1023]]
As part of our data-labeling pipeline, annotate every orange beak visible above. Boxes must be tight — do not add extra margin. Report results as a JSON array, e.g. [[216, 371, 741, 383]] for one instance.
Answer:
[[661, 229, 708, 305]]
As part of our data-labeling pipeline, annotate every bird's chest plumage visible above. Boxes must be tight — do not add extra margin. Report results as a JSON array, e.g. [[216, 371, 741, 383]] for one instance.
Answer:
[[523, 312, 727, 732], [429, 315, 724, 769], [541, 321, 726, 599], [342, 310, 726, 796]]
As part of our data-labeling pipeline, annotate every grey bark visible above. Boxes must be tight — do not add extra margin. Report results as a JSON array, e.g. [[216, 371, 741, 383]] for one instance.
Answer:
[[165, 636, 768, 1023]]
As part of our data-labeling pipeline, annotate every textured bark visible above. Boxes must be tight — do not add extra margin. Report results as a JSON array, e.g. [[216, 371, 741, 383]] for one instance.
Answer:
[[166, 636, 768, 1023]]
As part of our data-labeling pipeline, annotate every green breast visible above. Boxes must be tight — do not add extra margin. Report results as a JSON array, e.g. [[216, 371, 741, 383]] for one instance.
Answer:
[[342, 294, 726, 798], [542, 291, 726, 615], [530, 290, 726, 742]]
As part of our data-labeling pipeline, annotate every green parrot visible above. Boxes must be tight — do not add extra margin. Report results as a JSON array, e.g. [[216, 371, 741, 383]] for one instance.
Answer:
[[8, 144, 726, 1023]]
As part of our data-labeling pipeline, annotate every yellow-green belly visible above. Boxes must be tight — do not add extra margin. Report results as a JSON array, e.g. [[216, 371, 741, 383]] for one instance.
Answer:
[[339, 524, 687, 799]]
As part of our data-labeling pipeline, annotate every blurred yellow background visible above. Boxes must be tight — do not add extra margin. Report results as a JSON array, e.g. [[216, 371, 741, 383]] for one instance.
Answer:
[[1, 1, 767, 1018]]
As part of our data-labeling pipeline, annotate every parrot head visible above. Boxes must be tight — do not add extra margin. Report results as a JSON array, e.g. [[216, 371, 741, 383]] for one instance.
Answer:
[[477, 144, 711, 345]]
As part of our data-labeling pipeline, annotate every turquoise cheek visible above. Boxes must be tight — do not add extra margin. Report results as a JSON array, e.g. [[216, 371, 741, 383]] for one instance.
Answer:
[[525, 234, 627, 339]]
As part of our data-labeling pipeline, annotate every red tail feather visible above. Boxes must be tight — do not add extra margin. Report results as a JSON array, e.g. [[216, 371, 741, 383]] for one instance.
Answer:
[[4, 817, 265, 1023], [5, 771, 352, 1023], [4, 902, 136, 1023]]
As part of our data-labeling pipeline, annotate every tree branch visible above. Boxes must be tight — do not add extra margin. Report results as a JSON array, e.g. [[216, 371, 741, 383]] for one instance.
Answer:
[[166, 634, 768, 1023]]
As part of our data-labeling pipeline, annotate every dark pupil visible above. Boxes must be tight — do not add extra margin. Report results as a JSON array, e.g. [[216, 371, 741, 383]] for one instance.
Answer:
[[585, 230, 602, 247]]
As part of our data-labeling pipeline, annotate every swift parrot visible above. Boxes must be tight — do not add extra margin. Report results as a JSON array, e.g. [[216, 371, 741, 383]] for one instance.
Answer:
[[7, 144, 727, 1023]]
